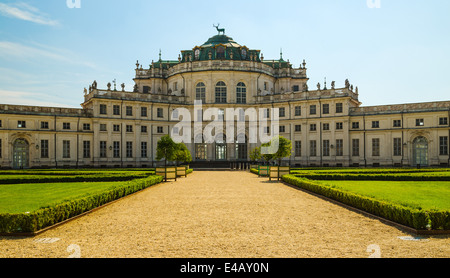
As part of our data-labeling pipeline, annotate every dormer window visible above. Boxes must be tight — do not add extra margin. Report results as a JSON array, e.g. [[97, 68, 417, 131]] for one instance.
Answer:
[[241, 48, 247, 59], [194, 49, 200, 60], [216, 46, 225, 59]]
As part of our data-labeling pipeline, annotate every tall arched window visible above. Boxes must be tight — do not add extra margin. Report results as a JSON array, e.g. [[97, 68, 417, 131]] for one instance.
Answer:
[[236, 82, 247, 104], [196, 82, 206, 103], [215, 81, 227, 103]]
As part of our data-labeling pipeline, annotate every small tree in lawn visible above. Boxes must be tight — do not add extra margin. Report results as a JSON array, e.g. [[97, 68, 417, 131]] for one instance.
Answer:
[[249, 147, 261, 163], [260, 142, 274, 165], [156, 135, 178, 167], [174, 143, 192, 166], [261, 136, 292, 166], [272, 136, 292, 166]]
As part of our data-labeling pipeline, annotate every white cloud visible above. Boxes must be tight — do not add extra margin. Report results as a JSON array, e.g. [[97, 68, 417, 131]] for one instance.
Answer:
[[0, 41, 98, 69], [0, 89, 79, 108], [0, 2, 59, 26]]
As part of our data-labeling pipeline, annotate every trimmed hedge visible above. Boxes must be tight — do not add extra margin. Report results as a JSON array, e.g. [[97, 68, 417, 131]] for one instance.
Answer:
[[291, 173, 450, 181], [282, 175, 450, 231], [0, 172, 154, 185], [0, 175, 163, 234]]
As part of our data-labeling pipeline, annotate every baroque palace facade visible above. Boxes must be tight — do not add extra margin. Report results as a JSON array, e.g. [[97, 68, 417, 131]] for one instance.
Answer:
[[1, 29, 449, 169]]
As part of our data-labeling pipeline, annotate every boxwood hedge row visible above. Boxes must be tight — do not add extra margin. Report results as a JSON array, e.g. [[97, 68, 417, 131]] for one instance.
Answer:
[[0, 175, 163, 234], [0, 172, 154, 184], [291, 173, 450, 181], [282, 175, 450, 231]]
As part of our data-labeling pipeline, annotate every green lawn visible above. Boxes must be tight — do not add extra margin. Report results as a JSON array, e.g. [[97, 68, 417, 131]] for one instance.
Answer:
[[0, 181, 128, 214], [316, 180, 450, 211]]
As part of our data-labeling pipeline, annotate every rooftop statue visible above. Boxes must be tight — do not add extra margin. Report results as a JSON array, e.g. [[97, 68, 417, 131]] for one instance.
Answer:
[[213, 24, 225, 35]]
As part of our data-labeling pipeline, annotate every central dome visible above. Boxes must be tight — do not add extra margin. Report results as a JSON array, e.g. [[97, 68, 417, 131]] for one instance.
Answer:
[[201, 35, 242, 48]]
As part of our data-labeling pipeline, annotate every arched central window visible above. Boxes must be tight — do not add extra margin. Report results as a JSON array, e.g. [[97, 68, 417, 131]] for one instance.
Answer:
[[215, 81, 227, 104], [216, 46, 225, 59], [236, 82, 247, 104], [196, 82, 206, 103]]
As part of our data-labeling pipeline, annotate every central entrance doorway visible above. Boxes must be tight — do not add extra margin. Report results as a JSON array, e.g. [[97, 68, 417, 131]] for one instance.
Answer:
[[13, 138, 30, 169], [215, 134, 227, 161]]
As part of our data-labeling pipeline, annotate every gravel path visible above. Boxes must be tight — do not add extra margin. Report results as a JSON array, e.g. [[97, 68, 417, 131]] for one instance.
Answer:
[[0, 171, 448, 258]]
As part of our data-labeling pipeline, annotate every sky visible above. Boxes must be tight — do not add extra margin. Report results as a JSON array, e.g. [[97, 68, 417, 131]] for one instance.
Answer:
[[0, 0, 449, 108]]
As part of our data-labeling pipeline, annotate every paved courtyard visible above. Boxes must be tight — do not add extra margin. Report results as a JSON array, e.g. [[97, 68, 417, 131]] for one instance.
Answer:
[[0, 171, 448, 258]]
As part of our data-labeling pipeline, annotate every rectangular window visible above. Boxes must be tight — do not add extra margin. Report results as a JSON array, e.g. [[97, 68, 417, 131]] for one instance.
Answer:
[[126, 106, 133, 116], [197, 109, 203, 122], [113, 125, 120, 132], [100, 124, 107, 132], [279, 107, 286, 118], [352, 122, 360, 129], [293, 85, 300, 92], [0, 120, 2, 128], [352, 139, 360, 157], [157, 126, 164, 134], [41, 140, 49, 158], [439, 117, 448, 126], [126, 125, 133, 133], [83, 141, 91, 158], [323, 123, 330, 131], [63, 123, 71, 130], [157, 108, 164, 118], [100, 104, 107, 115], [336, 139, 344, 157], [295, 106, 301, 116], [83, 123, 91, 131], [113, 105, 120, 116], [295, 125, 302, 132], [322, 104, 330, 114], [336, 103, 343, 114], [113, 141, 120, 158], [141, 107, 148, 117], [126, 142, 133, 158], [310, 124, 317, 131], [372, 138, 380, 157], [100, 141, 107, 158], [63, 140, 70, 158], [141, 142, 148, 158], [440, 136, 449, 156], [393, 120, 402, 128], [310, 105, 316, 115], [393, 138, 402, 156], [295, 141, 302, 157], [141, 125, 148, 133], [310, 140, 317, 157], [416, 119, 424, 127], [143, 86, 150, 94], [18, 121, 26, 128], [323, 140, 330, 157], [218, 109, 224, 121], [0, 139, 2, 158], [264, 126, 270, 134], [336, 122, 343, 130], [372, 121, 379, 128], [279, 126, 285, 133], [264, 108, 270, 119], [41, 122, 49, 129]]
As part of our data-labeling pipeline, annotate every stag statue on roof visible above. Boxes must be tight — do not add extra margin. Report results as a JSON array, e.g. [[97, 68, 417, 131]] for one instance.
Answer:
[[213, 24, 225, 35]]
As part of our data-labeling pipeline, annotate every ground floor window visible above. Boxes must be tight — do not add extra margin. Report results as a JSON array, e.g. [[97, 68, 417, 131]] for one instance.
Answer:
[[439, 136, 448, 156], [62, 140, 70, 158], [372, 138, 380, 157]]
